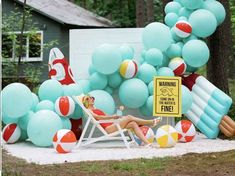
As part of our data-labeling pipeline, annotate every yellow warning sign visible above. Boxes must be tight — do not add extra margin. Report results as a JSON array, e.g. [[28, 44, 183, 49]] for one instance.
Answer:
[[153, 76, 182, 117]]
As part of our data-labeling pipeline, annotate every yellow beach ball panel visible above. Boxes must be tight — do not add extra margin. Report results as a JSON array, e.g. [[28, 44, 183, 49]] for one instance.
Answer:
[[119, 60, 138, 79], [156, 125, 178, 148]]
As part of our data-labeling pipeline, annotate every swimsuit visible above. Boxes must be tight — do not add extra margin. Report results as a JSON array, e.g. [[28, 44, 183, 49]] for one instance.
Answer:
[[92, 109, 113, 129]]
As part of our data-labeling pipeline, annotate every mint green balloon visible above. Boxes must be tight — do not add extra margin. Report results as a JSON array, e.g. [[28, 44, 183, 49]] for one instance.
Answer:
[[139, 104, 152, 116], [176, 42, 184, 49], [2, 83, 33, 118], [183, 34, 198, 43], [119, 79, 149, 108], [89, 90, 115, 114], [171, 27, 182, 42], [18, 111, 34, 130], [108, 72, 123, 88], [186, 64, 198, 73], [160, 53, 171, 67], [31, 93, 39, 112], [182, 85, 193, 114], [178, 16, 188, 21], [19, 129, 28, 141], [27, 110, 63, 147], [165, 13, 179, 27], [63, 83, 83, 96], [119, 44, 134, 60], [166, 43, 182, 58], [182, 40, 210, 67], [77, 80, 91, 94], [137, 63, 157, 84], [70, 104, 83, 120], [145, 48, 163, 66], [189, 9, 217, 38], [202, 0, 226, 25], [146, 96, 153, 113], [2, 113, 19, 125], [104, 86, 113, 95], [148, 81, 154, 95], [142, 22, 173, 51], [38, 80, 63, 102], [92, 44, 122, 74], [89, 72, 108, 90], [35, 100, 55, 112], [88, 65, 96, 75], [141, 50, 147, 59], [157, 67, 175, 76], [60, 117, 72, 130], [179, 7, 193, 18], [165, 2, 182, 14], [181, 0, 203, 10]]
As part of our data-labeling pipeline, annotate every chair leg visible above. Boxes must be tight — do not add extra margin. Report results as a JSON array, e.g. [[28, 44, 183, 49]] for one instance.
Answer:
[[116, 124, 130, 149], [88, 124, 96, 140], [76, 118, 91, 149]]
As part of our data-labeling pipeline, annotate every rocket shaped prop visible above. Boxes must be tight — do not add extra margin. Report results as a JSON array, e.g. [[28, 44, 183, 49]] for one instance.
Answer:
[[182, 74, 233, 139]]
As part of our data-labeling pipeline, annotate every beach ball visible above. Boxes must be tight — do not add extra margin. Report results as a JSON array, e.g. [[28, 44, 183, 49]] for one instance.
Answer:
[[156, 125, 178, 148], [38, 80, 63, 102], [108, 72, 123, 88], [119, 44, 134, 60], [35, 100, 55, 112], [189, 9, 217, 38], [174, 20, 192, 38], [53, 129, 77, 154], [89, 72, 108, 90], [119, 79, 148, 108], [92, 44, 122, 74], [175, 120, 196, 142], [2, 83, 33, 118], [145, 48, 163, 66], [142, 22, 172, 51], [180, 0, 203, 10], [119, 60, 138, 79], [137, 63, 157, 84], [157, 67, 175, 77], [133, 126, 155, 145], [2, 123, 21, 144], [55, 96, 75, 117], [168, 57, 187, 76]]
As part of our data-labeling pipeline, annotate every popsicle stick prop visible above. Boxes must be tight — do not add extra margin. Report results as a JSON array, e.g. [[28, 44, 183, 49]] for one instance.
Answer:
[[219, 115, 235, 137]]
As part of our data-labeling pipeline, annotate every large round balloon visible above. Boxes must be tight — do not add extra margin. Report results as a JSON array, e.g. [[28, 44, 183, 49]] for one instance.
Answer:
[[76, 80, 91, 94], [165, 2, 182, 14], [157, 67, 175, 77], [18, 111, 34, 130], [142, 22, 172, 51], [2, 83, 33, 118], [181, 85, 193, 114], [160, 53, 171, 67], [92, 44, 122, 74], [182, 40, 210, 68], [179, 7, 193, 18], [27, 110, 63, 147], [31, 93, 39, 112], [89, 72, 108, 90], [165, 13, 179, 28], [145, 48, 163, 66], [88, 65, 96, 75], [38, 80, 63, 102], [88, 90, 115, 114], [137, 63, 157, 84], [63, 84, 83, 96], [202, 0, 226, 26], [60, 117, 72, 130], [119, 79, 149, 108], [180, 0, 203, 10], [119, 44, 134, 60], [166, 43, 182, 59], [148, 81, 154, 95], [2, 113, 19, 125], [108, 72, 123, 88], [35, 100, 55, 112], [189, 9, 217, 38]]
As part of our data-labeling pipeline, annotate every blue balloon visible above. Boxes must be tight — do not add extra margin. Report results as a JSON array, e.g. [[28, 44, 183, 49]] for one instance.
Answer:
[[60, 117, 72, 130], [38, 80, 63, 102], [179, 7, 193, 18], [137, 63, 157, 84], [119, 44, 134, 60], [165, 13, 179, 27], [166, 43, 182, 58], [2, 83, 33, 118], [27, 110, 63, 147], [89, 72, 108, 90], [189, 9, 217, 38], [35, 100, 55, 112], [108, 72, 123, 88], [31, 93, 39, 112], [92, 44, 122, 74], [176, 42, 184, 49], [202, 0, 226, 25], [18, 111, 34, 130], [165, 2, 182, 14], [181, 0, 203, 10], [70, 104, 83, 120], [139, 104, 152, 116], [182, 40, 210, 67], [181, 85, 193, 114], [63, 83, 83, 96], [142, 22, 173, 51], [88, 65, 96, 75], [146, 96, 153, 113], [177, 16, 188, 21], [19, 129, 28, 141], [145, 48, 163, 66], [119, 79, 149, 108], [183, 34, 198, 43], [160, 53, 171, 67], [171, 27, 182, 42], [157, 67, 175, 76], [104, 86, 113, 95], [89, 90, 116, 114], [77, 80, 91, 94], [148, 81, 154, 96], [141, 50, 147, 59], [2, 113, 19, 125]]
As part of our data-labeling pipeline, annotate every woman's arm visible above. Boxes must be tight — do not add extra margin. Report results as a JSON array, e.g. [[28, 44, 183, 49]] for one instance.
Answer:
[[89, 110, 119, 120]]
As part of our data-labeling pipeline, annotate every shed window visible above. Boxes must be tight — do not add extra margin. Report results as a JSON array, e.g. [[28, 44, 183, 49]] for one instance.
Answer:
[[2, 31, 43, 62]]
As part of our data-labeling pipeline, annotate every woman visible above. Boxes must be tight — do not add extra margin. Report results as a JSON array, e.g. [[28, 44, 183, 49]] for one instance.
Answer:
[[82, 95, 161, 147]]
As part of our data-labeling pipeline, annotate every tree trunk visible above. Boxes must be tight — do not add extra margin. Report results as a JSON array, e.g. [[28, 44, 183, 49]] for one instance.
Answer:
[[207, 0, 232, 95], [136, 0, 145, 27], [146, 0, 154, 23]]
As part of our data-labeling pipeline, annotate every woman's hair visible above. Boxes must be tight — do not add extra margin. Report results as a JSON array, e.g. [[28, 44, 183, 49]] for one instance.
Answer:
[[82, 95, 95, 108]]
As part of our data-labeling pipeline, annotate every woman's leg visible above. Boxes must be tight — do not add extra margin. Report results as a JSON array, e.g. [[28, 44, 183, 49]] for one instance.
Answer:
[[125, 115, 155, 126]]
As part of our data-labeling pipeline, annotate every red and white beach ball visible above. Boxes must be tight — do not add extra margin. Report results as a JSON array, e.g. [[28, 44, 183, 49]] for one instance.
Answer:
[[119, 60, 138, 79], [175, 120, 196, 143], [2, 123, 21, 144], [53, 129, 77, 153], [133, 126, 155, 145], [174, 20, 192, 38], [55, 96, 75, 117], [168, 57, 187, 76]]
